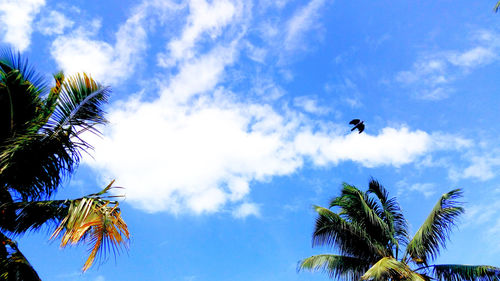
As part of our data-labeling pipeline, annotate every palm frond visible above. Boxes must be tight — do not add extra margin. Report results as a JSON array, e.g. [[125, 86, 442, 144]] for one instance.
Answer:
[[0, 49, 47, 93], [495, 1, 500, 12], [298, 254, 370, 281], [50, 181, 129, 271], [0, 130, 76, 199], [313, 205, 387, 260], [44, 72, 110, 138], [405, 189, 464, 265], [0, 232, 41, 281], [431, 264, 500, 281], [0, 199, 69, 234], [0, 72, 110, 199], [362, 257, 414, 281], [367, 179, 409, 253], [330, 183, 393, 250]]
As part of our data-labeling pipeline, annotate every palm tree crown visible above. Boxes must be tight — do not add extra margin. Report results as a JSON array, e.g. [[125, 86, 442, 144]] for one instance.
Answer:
[[299, 179, 500, 281], [0, 50, 129, 280]]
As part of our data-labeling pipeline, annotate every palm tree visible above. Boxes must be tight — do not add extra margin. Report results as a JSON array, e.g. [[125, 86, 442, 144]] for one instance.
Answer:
[[299, 179, 500, 281], [0, 50, 129, 280]]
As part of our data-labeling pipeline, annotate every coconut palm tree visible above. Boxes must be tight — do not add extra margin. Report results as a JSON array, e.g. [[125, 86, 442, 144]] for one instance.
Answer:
[[299, 179, 500, 281], [0, 50, 129, 280]]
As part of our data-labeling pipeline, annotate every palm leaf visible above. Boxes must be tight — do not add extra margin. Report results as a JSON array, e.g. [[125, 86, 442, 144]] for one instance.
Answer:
[[405, 189, 464, 265], [367, 179, 409, 255], [0, 73, 110, 200], [0, 199, 69, 234], [362, 257, 416, 281], [298, 254, 370, 281], [431, 264, 500, 281], [50, 181, 129, 271], [313, 206, 387, 260], [44, 73, 109, 138], [0, 232, 41, 281], [495, 1, 500, 12], [330, 184, 393, 251]]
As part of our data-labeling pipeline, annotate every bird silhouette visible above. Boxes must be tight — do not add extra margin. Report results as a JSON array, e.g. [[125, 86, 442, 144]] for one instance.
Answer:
[[349, 119, 365, 134]]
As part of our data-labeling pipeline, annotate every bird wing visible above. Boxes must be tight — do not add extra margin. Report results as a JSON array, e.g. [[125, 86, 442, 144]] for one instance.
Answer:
[[349, 119, 360, 125], [357, 123, 365, 133]]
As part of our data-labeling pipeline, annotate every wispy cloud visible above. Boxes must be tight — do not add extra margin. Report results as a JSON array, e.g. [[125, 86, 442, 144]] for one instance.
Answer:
[[293, 96, 330, 115], [397, 181, 436, 198], [50, 1, 161, 84], [284, 0, 326, 51], [37, 10, 74, 35], [0, 0, 45, 51], [450, 153, 500, 182], [463, 193, 500, 250], [158, 0, 243, 67], [233, 202, 260, 218], [395, 30, 500, 100]]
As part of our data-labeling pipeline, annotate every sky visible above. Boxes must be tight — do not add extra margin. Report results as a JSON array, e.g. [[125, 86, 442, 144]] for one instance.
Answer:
[[1, 0, 500, 280]]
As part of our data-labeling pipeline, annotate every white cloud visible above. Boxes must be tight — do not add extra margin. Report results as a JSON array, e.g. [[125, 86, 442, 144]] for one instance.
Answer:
[[233, 202, 260, 218], [37, 10, 73, 35], [85, 89, 466, 215], [0, 0, 45, 51], [464, 197, 500, 249], [158, 0, 242, 67], [284, 0, 326, 51], [50, 2, 152, 84], [293, 96, 330, 115], [398, 182, 436, 198], [448, 46, 496, 68], [295, 127, 435, 168], [395, 30, 500, 100], [456, 155, 500, 181]]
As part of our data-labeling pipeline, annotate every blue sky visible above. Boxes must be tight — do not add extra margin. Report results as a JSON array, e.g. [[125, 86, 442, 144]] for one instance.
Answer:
[[2, 0, 500, 280]]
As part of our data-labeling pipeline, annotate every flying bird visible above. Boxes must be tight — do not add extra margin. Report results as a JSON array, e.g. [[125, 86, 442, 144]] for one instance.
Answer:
[[349, 119, 365, 134]]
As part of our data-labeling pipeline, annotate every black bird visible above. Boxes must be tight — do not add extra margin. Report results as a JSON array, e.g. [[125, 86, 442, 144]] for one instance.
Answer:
[[349, 119, 365, 134]]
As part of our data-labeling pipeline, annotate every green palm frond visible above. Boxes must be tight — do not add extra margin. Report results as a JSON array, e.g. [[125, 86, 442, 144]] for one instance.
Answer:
[[45, 73, 109, 138], [298, 254, 370, 281], [0, 232, 41, 281], [330, 183, 392, 251], [313, 206, 387, 260], [0, 72, 110, 199], [50, 181, 129, 272], [367, 179, 409, 253], [0, 199, 68, 234], [495, 1, 500, 12], [405, 189, 464, 265], [362, 257, 414, 281], [0, 49, 47, 94], [431, 264, 500, 281]]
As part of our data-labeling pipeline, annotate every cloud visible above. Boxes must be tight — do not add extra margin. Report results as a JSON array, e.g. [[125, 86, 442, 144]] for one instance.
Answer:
[[0, 0, 45, 51], [50, 2, 151, 84], [158, 0, 243, 67], [295, 127, 436, 168], [233, 202, 260, 218], [395, 30, 500, 100], [397, 181, 436, 198], [86, 89, 466, 216], [284, 0, 326, 51], [453, 154, 500, 181], [293, 96, 330, 115], [37, 10, 74, 35], [464, 195, 500, 249]]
